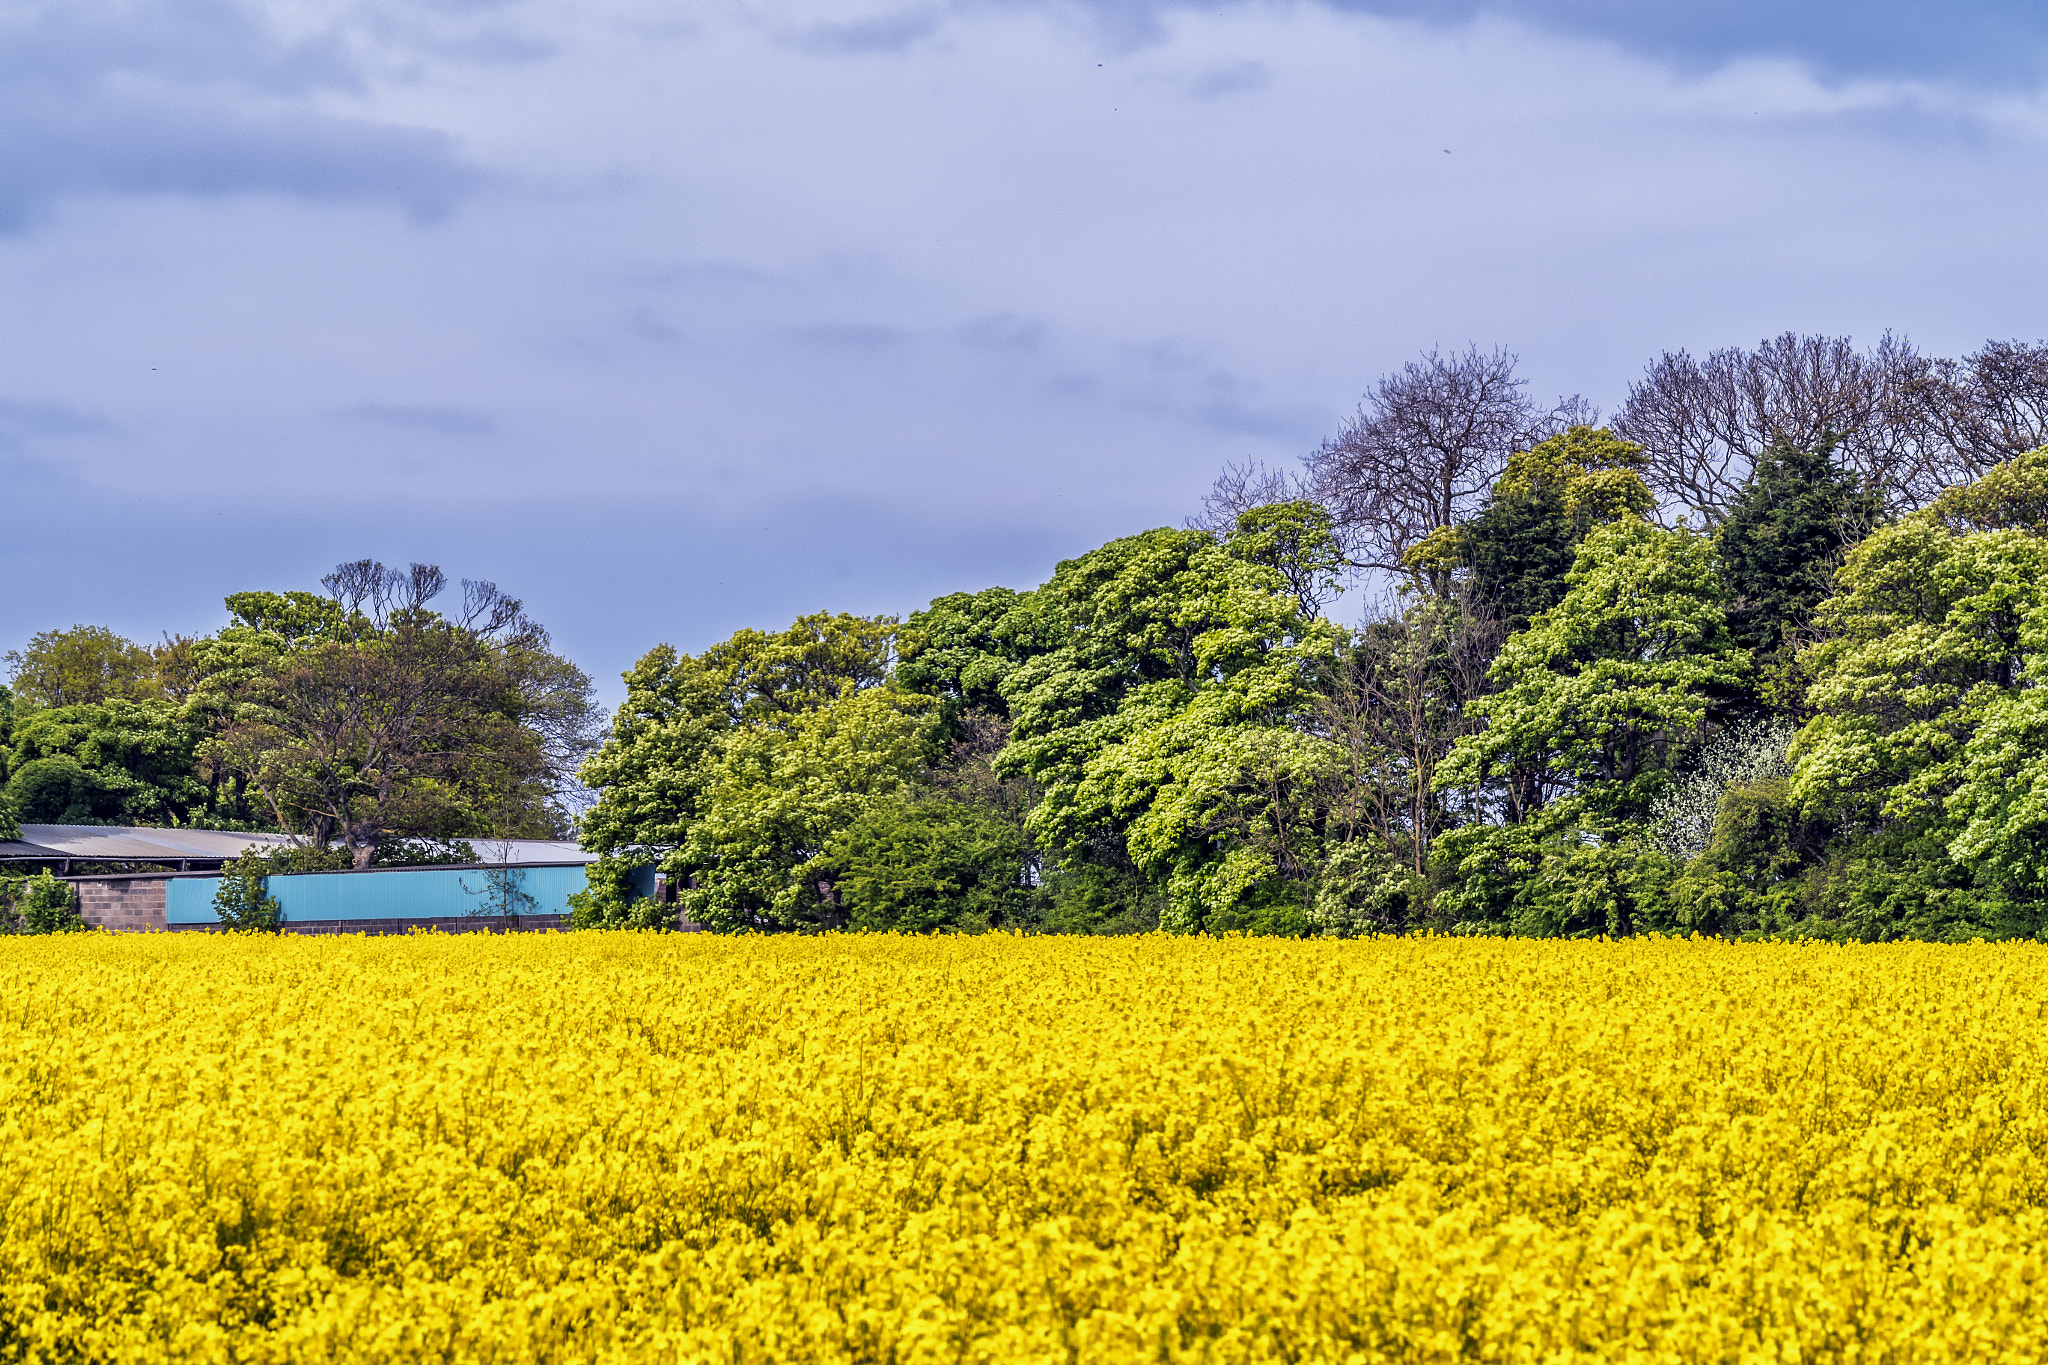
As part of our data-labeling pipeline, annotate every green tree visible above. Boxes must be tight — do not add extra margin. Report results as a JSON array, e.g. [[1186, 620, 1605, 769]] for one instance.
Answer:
[[1, 871, 84, 934], [212, 849, 284, 933], [896, 587, 1056, 722], [1790, 520, 2048, 830], [6, 757, 123, 825], [996, 527, 1343, 933], [5, 626, 159, 711], [680, 686, 936, 931], [1787, 501, 2048, 921], [173, 591, 355, 825], [220, 618, 540, 861], [212, 563, 556, 864], [824, 796, 1037, 933], [1661, 451, 2048, 942], [1222, 500, 1347, 619], [1434, 518, 1746, 933], [700, 611, 897, 724], [1717, 435, 1882, 712], [569, 645, 728, 930], [1660, 774, 1835, 937], [1920, 443, 2048, 536], [1306, 839, 1424, 937], [1408, 426, 1655, 629], [6, 699, 211, 825], [572, 612, 906, 929]]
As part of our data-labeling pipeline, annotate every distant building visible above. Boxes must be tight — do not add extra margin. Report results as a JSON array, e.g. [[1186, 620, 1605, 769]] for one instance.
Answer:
[[1, 825, 612, 934], [0, 823, 297, 874]]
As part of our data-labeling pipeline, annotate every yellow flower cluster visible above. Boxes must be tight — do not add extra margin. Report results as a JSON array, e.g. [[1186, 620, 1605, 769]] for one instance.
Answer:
[[5, 932, 2048, 1362]]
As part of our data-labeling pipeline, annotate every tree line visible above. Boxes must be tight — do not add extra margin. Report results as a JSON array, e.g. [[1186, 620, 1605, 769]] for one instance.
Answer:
[[0, 562, 602, 867], [13, 330, 2048, 940], [570, 330, 2048, 940]]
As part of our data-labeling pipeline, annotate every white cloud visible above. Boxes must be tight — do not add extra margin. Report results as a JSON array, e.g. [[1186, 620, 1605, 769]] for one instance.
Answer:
[[2, 0, 2047, 683]]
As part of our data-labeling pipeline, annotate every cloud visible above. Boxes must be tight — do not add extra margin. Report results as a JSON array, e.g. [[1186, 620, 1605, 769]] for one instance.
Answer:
[[0, 97, 484, 229], [788, 7, 943, 53], [767, 0, 2048, 86], [960, 314, 1047, 351], [1186, 59, 1271, 97], [793, 323, 914, 350], [0, 1, 488, 228], [335, 404, 499, 437], [0, 0, 358, 97], [1436, 0, 2048, 85], [0, 400, 114, 443], [1043, 0, 2048, 85], [5, 0, 2048, 689], [0, 401, 109, 488]]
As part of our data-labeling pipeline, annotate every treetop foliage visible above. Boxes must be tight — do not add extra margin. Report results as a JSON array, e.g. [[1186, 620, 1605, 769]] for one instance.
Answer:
[[23, 331, 2048, 943], [1715, 435, 1880, 663], [5, 625, 163, 711], [568, 327, 2048, 942]]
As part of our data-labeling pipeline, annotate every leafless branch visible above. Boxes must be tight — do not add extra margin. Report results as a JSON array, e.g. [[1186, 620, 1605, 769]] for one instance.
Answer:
[[1309, 583, 1506, 876], [1892, 338, 2048, 485], [1187, 459, 1302, 538], [1300, 346, 1585, 571], [1613, 331, 1984, 523], [459, 578, 529, 639]]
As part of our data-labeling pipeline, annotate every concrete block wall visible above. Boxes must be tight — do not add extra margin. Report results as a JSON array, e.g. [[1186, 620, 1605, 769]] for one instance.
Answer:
[[166, 913, 570, 935], [75, 877, 168, 932]]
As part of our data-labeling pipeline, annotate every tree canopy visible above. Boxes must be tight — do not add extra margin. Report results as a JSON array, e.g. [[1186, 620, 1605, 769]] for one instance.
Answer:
[[0, 562, 598, 869], [24, 330, 2048, 943]]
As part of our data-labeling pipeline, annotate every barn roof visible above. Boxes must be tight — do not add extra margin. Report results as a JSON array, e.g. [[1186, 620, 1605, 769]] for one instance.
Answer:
[[0, 826, 597, 868], [0, 824, 294, 864]]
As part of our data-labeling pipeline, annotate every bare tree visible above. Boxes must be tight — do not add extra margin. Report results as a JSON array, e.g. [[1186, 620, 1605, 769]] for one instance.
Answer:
[[1310, 585, 1506, 877], [1893, 338, 2048, 483], [1198, 346, 1589, 573], [1190, 458, 1303, 539], [1310, 346, 1586, 570], [1613, 331, 1969, 522]]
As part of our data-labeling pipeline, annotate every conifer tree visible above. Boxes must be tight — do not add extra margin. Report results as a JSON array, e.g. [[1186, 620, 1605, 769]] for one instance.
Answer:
[[1716, 435, 1880, 660]]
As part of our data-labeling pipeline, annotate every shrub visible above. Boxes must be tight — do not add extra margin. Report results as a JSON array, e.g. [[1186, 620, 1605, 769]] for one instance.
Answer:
[[1310, 841, 1422, 937], [213, 850, 284, 933], [1, 872, 86, 934], [566, 858, 677, 931], [1648, 718, 1798, 862], [828, 797, 1037, 933]]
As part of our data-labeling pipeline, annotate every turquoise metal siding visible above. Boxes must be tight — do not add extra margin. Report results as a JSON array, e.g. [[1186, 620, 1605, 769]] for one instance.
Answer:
[[165, 865, 589, 926]]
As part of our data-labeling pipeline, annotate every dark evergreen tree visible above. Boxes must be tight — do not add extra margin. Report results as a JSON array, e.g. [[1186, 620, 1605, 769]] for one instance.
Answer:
[[1463, 480, 1583, 633], [1445, 426, 1654, 633], [1716, 436, 1881, 659]]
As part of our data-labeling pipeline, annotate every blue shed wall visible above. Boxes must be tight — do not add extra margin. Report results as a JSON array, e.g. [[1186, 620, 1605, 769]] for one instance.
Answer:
[[166, 865, 589, 926]]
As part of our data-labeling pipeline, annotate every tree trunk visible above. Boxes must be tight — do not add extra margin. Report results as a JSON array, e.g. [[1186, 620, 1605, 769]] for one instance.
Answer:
[[346, 823, 380, 869]]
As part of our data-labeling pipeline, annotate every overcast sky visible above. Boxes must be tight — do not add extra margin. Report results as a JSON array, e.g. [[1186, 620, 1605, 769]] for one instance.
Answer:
[[3, 0, 2046, 699]]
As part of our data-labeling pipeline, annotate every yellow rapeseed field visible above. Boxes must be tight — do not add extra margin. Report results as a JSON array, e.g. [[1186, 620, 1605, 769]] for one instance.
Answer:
[[3, 932, 2047, 1363]]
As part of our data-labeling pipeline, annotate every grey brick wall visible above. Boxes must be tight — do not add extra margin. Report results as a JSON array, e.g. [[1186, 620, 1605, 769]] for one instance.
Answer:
[[74, 877, 168, 932]]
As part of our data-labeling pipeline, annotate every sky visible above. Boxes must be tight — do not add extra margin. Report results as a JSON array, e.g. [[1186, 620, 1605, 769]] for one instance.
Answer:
[[3, 0, 2047, 701]]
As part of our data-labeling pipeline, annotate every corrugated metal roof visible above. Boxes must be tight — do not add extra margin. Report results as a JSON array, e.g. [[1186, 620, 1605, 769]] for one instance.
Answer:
[[0, 826, 597, 865], [0, 825, 296, 862], [461, 839, 599, 865]]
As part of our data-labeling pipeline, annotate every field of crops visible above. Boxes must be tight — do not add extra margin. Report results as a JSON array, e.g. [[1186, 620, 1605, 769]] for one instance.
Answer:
[[4, 932, 2048, 1362]]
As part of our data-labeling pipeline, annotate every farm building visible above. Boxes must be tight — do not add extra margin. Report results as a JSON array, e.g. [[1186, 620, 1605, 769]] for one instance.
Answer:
[[0, 825, 670, 934]]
